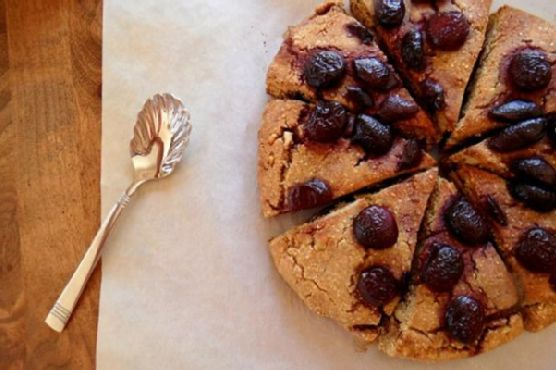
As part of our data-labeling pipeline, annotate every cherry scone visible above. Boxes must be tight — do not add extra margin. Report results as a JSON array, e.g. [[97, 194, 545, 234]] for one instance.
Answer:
[[257, 0, 556, 362]]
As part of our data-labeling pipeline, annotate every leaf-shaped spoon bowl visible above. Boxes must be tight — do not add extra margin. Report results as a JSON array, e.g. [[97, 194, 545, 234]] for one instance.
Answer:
[[131, 93, 191, 180], [45, 93, 192, 333]]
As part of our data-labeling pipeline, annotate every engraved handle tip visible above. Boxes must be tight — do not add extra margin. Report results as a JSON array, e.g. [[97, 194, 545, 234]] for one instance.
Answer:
[[45, 301, 71, 332]]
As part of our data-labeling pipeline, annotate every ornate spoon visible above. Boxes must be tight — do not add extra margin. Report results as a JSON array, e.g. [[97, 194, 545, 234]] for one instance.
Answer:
[[45, 93, 192, 332]]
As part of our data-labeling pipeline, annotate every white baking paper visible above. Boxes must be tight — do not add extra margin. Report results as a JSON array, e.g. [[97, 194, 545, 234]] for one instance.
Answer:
[[99, 1, 556, 368]]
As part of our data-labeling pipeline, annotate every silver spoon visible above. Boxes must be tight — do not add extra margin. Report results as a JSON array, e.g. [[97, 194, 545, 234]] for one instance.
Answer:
[[45, 93, 192, 332]]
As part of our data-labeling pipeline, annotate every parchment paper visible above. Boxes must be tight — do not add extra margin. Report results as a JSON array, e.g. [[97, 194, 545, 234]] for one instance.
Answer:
[[99, 1, 556, 368]]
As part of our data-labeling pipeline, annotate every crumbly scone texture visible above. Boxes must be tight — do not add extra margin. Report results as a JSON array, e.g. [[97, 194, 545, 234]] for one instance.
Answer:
[[453, 165, 556, 331], [269, 169, 438, 344], [447, 5, 556, 148], [257, 99, 436, 217], [380, 296, 523, 361], [266, 1, 438, 142], [449, 137, 556, 178], [350, 0, 492, 135], [378, 178, 523, 360]]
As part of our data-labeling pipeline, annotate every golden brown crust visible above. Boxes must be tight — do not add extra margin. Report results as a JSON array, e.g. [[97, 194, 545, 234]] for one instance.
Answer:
[[266, 2, 438, 142], [449, 137, 556, 178], [269, 169, 438, 344], [453, 165, 556, 331], [448, 6, 556, 147], [351, 0, 492, 135], [378, 177, 522, 360], [257, 99, 436, 217], [379, 311, 523, 361], [522, 302, 556, 332]]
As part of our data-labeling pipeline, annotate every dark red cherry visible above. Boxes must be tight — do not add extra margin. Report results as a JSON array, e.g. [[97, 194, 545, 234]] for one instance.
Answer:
[[375, 0, 405, 28], [487, 118, 546, 152], [345, 23, 374, 45], [286, 179, 332, 211], [509, 182, 556, 212], [401, 29, 425, 70], [398, 139, 423, 170], [445, 197, 489, 245], [488, 99, 543, 123], [510, 157, 556, 188], [304, 51, 346, 89], [445, 296, 486, 344], [353, 205, 399, 249], [420, 78, 445, 112], [357, 266, 400, 307], [378, 94, 419, 122], [422, 244, 464, 292], [346, 87, 374, 109], [514, 228, 556, 273], [509, 49, 552, 91], [352, 114, 393, 156], [303, 101, 348, 142], [426, 11, 470, 51], [353, 57, 397, 90]]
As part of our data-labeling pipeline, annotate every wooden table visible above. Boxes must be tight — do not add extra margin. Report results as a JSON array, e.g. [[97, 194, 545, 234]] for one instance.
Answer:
[[0, 0, 102, 368]]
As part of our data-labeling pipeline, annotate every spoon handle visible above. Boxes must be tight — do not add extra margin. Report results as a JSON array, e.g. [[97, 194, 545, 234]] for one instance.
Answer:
[[45, 180, 145, 332]]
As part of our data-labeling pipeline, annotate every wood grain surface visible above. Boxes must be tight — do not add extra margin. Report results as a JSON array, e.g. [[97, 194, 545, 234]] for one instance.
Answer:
[[0, 0, 102, 368]]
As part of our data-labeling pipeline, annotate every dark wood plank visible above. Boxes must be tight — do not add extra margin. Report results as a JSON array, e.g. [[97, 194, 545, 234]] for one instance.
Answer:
[[1, 0, 102, 367], [0, 0, 24, 368]]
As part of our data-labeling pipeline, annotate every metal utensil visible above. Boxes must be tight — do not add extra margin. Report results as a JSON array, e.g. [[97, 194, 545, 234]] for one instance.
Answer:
[[45, 93, 192, 332]]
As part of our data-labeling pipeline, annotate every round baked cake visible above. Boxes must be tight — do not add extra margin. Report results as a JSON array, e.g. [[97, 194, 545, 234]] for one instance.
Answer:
[[257, 0, 556, 361]]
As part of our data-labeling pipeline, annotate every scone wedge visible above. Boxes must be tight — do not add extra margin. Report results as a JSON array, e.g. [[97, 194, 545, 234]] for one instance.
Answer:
[[453, 165, 556, 331], [449, 135, 556, 181], [267, 1, 438, 143], [447, 6, 556, 148], [379, 178, 523, 360], [258, 100, 436, 217], [269, 169, 437, 344], [351, 0, 491, 136]]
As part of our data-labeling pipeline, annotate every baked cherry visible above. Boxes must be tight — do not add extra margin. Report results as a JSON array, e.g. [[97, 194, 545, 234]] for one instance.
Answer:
[[375, 0, 405, 28], [303, 101, 348, 142], [346, 23, 374, 45], [378, 94, 419, 122], [422, 244, 464, 292], [488, 99, 543, 122], [398, 139, 422, 170], [401, 29, 425, 70], [445, 296, 486, 344], [514, 228, 556, 273], [353, 57, 397, 90], [352, 114, 393, 156], [509, 49, 552, 91], [445, 197, 489, 245], [509, 182, 556, 212], [510, 157, 556, 188], [353, 205, 399, 249], [357, 266, 400, 307], [286, 179, 332, 211], [304, 51, 346, 89], [487, 117, 546, 152], [346, 87, 374, 109], [420, 78, 445, 112], [426, 11, 470, 51]]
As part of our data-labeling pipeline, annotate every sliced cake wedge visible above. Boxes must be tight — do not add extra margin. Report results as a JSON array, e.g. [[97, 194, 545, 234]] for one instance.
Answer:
[[269, 169, 438, 343]]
